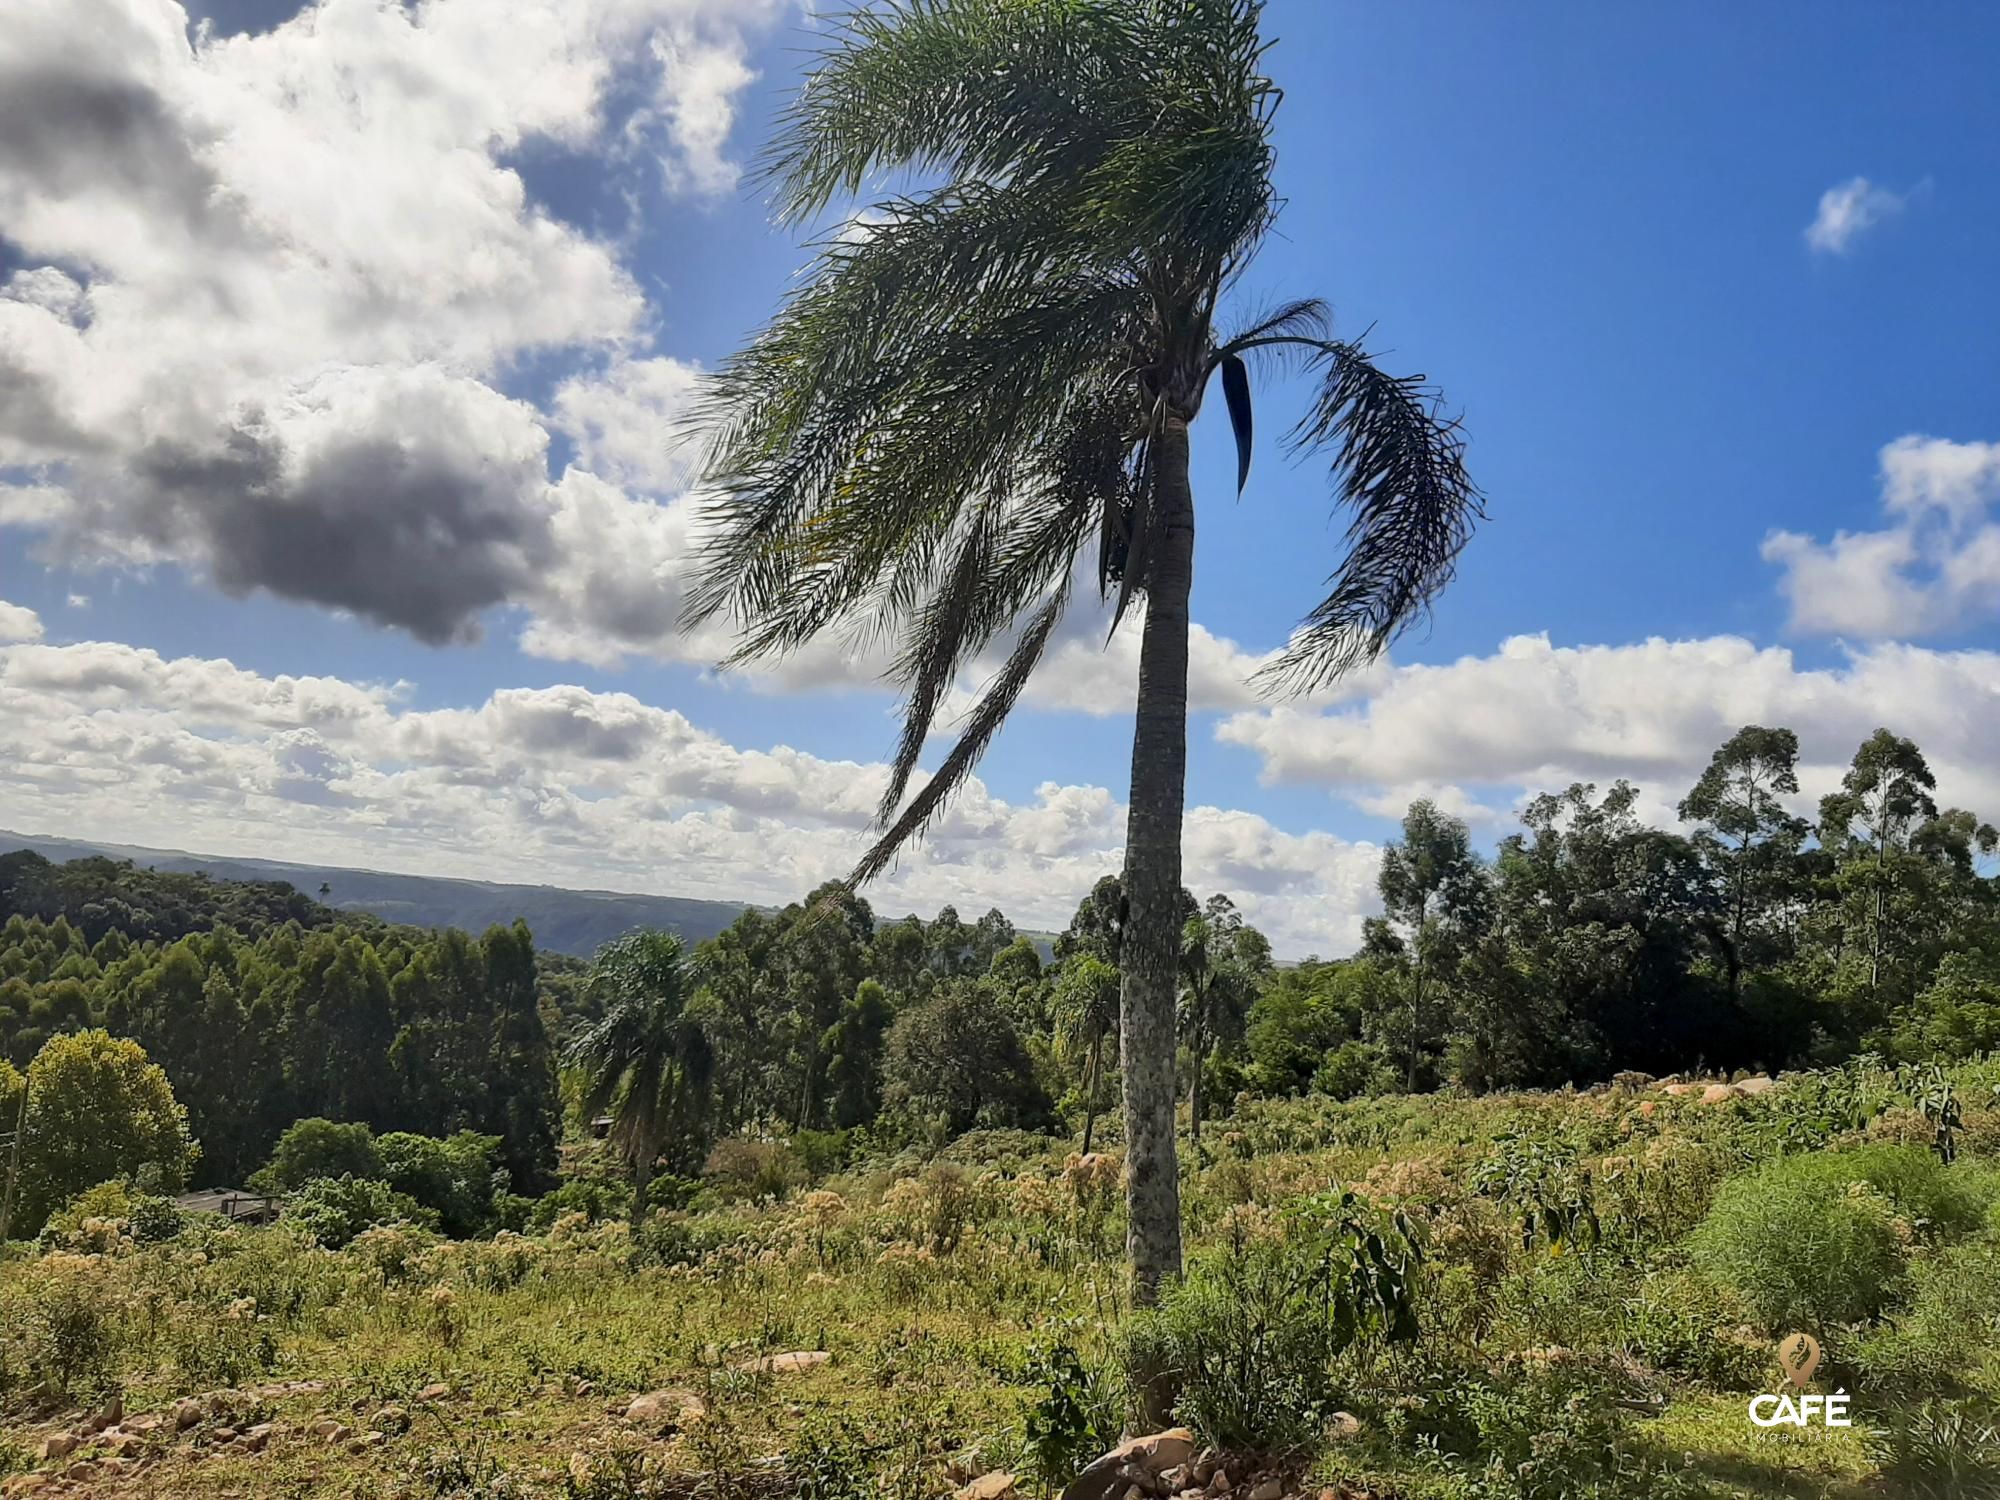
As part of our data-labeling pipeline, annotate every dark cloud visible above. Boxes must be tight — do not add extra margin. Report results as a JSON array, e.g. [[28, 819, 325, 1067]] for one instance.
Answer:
[[0, 350, 99, 458], [123, 417, 557, 644], [0, 70, 223, 233]]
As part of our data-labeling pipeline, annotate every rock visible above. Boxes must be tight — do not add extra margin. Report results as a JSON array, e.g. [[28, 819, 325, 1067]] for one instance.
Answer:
[[372, 1405, 410, 1433], [623, 1388, 707, 1429], [1207, 1473, 1231, 1497], [174, 1400, 205, 1431], [955, 1472, 1019, 1500], [65, 1465, 99, 1483], [1158, 1467, 1191, 1492], [123, 1412, 166, 1436], [240, 1423, 274, 1453], [1063, 1430, 1199, 1500], [35, 1435, 76, 1462], [357, 1431, 387, 1449], [212, 1428, 239, 1444], [1736, 1074, 1777, 1096], [417, 1382, 451, 1402], [1700, 1083, 1742, 1105], [1247, 1480, 1282, 1500], [1660, 1082, 1701, 1097], [733, 1350, 831, 1375], [1326, 1411, 1362, 1442], [100, 1395, 125, 1427], [1122, 1487, 1148, 1500], [103, 1432, 142, 1456]]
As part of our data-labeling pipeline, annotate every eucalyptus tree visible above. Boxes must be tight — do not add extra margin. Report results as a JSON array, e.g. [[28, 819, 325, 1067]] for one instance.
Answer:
[[1378, 800, 1485, 1090], [689, 0, 1479, 1298], [567, 931, 713, 1230], [1677, 726, 1808, 998], [1177, 894, 1270, 1149]]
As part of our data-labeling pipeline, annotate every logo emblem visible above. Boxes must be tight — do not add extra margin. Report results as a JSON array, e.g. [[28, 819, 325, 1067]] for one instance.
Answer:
[[1777, 1333, 1821, 1389]]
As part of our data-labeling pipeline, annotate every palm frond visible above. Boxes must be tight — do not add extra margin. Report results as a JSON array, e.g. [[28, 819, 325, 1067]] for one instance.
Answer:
[[1252, 337, 1483, 694], [853, 585, 1070, 884]]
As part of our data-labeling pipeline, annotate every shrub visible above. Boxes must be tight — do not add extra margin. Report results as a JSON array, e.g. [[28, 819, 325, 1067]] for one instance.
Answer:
[[285, 1175, 437, 1248], [1868, 1398, 2000, 1499], [529, 1177, 629, 1230], [1690, 1154, 1907, 1331], [256, 1118, 383, 1191], [1020, 1333, 1119, 1499], [377, 1130, 502, 1237], [1312, 1040, 1395, 1101], [1856, 1237, 2000, 1394], [1124, 1191, 1418, 1454]]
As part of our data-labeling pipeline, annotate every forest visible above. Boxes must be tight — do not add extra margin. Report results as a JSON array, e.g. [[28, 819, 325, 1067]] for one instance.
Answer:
[[2, 720, 1993, 1242]]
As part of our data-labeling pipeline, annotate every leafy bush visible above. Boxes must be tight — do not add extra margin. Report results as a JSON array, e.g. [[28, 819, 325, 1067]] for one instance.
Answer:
[[256, 1117, 383, 1191], [1312, 1040, 1395, 1101], [377, 1129, 503, 1237], [1868, 1398, 2000, 1499], [1124, 1191, 1418, 1454], [285, 1175, 437, 1248], [1020, 1333, 1119, 1499], [529, 1177, 629, 1230], [1690, 1154, 1907, 1331], [1857, 1237, 2000, 1394]]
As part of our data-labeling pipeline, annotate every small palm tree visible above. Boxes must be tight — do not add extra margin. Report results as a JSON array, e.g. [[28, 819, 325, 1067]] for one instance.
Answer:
[[566, 930, 713, 1230], [1053, 954, 1120, 1154], [1178, 895, 1268, 1152], [689, 0, 1479, 1299]]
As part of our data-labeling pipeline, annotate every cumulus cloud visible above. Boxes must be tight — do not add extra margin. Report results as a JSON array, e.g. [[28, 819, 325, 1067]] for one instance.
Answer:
[[1764, 435, 2000, 638], [0, 602, 43, 643], [0, 0, 782, 641], [1805, 176, 1908, 254], [0, 635, 1382, 955], [1218, 630, 2000, 833]]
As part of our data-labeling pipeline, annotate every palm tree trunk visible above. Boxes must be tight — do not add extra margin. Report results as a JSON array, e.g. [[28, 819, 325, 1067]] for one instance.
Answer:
[[1188, 1045, 1203, 1151], [1081, 1030, 1102, 1156], [631, 1147, 652, 1233], [1119, 415, 1194, 1309]]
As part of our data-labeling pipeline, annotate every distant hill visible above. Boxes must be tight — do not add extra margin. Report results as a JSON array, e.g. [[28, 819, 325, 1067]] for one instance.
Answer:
[[0, 830, 1059, 960], [0, 830, 761, 957]]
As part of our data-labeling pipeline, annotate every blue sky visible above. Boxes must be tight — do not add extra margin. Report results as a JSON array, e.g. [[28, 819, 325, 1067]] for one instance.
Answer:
[[2, 0, 1998, 954]]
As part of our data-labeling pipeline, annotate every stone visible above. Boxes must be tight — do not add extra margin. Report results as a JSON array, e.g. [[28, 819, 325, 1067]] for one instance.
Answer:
[[35, 1435, 76, 1462], [1700, 1083, 1742, 1105], [1123, 1487, 1147, 1500], [1158, 1467, 1191, 1492], [99, 1395, 125, 1427], [623, 1389, 707, 1429], [357, 1431, 387, 1449], [1208, 1472, 1232, 1496], [372, 1405, 410, 1433], [417, 1382, 451, 1402], [955, 1472, 1018, 1500], [174, 1400, 205, 1431], [240, 1423, 275, 1453], [1063, 1430, 1200, 1500], [212, 1428, 239, 1444], [733, 1351, 831, 1375], [1736, 1074, 1777, 1096], [1247, 1480, 1282, 1500], [1661, 1082, 1701, 1097], [1326, 1411, 1362, 1442], [103, 1432, 142, 1456], [65, 1465, 99, 1483], [124, 1413, 166, 1436]]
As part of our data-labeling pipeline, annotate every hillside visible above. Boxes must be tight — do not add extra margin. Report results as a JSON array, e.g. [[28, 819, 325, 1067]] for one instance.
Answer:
[[0, 831, 1059, 960], [0, 830, 760, 956]]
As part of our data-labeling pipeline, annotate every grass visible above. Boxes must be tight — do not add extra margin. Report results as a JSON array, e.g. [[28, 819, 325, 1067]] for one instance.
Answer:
[[7, 1071, 2000, 1498]]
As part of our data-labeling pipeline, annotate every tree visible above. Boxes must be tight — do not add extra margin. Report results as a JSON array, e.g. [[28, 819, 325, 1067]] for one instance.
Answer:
[[1053, 955, 1120, 1152], [567, 931, 714, 1229], [1679, 726, 1809, 998], [821, 978, 895, 1128], [9, 1029, 196, 1236], [686, 0, 1479, 1300], [257, 1117, 383, 1190], [884, 979, 1048, 1135], [1177, 895, 1270, 1147], [1819, 730, 1941, 1008], [1377, 801, 1486, 1090]]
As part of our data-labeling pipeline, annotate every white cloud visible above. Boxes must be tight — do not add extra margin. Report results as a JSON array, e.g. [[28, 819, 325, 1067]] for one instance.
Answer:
[[0, 0, 783, 640], [1805, 176, 1907, 254], [0, 602, 43, 643], [1218, 630, 2000, 833], [1764, 435, 2000, 638], [0, 634, 1380, 955]]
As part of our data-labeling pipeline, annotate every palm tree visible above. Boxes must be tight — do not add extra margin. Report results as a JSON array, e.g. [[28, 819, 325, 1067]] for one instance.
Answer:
[[688, 0, 1480, 1301], [566, 930, 713, 1230], [1053, 954, 1120, 1154], [1177, 895, 1268, 1153]]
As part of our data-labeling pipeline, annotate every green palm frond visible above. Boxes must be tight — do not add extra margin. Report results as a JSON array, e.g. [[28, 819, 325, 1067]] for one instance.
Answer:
[[688, 0, 1480, 884]]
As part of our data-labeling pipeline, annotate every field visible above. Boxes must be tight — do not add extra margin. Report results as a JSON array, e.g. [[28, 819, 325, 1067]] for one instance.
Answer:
[[7, 1064, 2000, 1500]]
